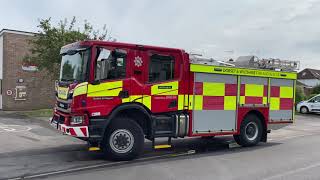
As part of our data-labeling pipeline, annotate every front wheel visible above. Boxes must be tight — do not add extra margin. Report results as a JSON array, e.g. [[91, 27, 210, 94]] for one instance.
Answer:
[[234, 114, 262, 147], [102, 117, 144, 161], [300, 106, 309, 114]]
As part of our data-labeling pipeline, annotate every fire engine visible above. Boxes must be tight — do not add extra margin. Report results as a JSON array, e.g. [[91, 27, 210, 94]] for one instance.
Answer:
[[51, 40, 298, 160]]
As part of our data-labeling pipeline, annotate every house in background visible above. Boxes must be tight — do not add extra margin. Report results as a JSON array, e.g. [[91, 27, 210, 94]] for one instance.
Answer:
[[0, 29, 55, 110], [298, 68, 320, 87], [297, 68, 320, 96]]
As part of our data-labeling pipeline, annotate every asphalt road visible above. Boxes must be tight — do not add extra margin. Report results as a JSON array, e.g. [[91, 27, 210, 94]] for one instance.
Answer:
[[0, 113, 319, 180]]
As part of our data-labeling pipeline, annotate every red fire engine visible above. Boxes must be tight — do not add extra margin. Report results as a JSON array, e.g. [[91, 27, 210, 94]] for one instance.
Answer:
[[51, 40, 298, 160]]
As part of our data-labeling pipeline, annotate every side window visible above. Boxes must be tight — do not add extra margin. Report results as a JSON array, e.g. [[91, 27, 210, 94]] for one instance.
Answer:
[[95, 48, 126, 81], [148, 54, 175, 83], [314, 96, 320, 102]]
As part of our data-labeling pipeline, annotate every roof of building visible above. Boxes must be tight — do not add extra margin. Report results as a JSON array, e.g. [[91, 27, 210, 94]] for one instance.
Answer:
[[298, 68, 320, 80], [296, 80, 310, 87], [0, 29, 36, 37]]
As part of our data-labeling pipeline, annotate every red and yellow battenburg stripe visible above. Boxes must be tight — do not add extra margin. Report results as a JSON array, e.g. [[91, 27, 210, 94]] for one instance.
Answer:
[[270, 84, 294, 110], [239, 83, 268, 105], [191, 82, 237, 110]]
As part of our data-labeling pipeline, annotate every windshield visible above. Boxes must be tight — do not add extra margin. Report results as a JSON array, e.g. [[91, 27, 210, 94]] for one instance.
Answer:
[[59, 49, 90, 82]]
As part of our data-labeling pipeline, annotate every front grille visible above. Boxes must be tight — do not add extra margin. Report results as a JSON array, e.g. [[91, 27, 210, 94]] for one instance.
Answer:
[[55, 97, 72, 113], [57, 101, 69, 110]]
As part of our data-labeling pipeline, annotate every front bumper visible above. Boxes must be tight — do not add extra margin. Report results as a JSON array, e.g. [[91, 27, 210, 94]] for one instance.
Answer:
[[51, 111, 89, 138]]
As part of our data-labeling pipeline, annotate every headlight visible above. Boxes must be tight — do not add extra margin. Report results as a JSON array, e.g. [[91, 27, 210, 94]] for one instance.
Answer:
[[298, 101, 304, 105], [70, 116, 84, 125], [68, 89, 74, 99]]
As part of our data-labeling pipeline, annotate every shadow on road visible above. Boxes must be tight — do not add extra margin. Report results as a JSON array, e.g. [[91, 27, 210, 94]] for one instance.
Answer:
[[0, 136, 282, 180]]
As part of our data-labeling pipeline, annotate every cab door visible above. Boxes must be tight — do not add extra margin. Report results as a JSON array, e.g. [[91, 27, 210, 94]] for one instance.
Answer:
[[142, 50, 183, 113], [86, 47, 130, 116], [126, 49, 146, 105]]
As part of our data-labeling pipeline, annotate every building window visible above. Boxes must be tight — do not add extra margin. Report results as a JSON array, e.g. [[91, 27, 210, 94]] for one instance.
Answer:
[[148, 54, 175, 83]]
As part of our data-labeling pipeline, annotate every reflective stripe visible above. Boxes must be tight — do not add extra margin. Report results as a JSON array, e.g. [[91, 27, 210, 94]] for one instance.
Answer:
[[270, 79, 294, 111], [263, 97, 267, 104], [121, 95, 143, 103], [122, 97, 130, 103], [194, 95, 203, 110], [203, 82, 225, 96], [280, 86, 293, 98], [224, 96, 236, 110], [178, 95, 184, 110], [143, 96, 151, 109], [87, 81, 122, 97], [193, 73, 237, 110], [151, 81, 178, 95], [131, 95, 143, 103], [245, 84, 264, 97], [184, 95, 189, 108], [189, 95, 194, 109], [190, 64, 297, 80], [240, 76, 268, 104], [270, 97, 280, 110], [240, 96, 245, 104], [73, 82, 88, 97]]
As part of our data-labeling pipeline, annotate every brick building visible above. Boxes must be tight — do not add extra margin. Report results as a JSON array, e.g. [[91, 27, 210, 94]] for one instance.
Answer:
[[0, 29, 55, 110]]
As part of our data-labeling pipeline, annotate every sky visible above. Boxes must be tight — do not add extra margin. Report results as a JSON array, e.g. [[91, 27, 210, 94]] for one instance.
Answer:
[[1, 0, 320, 70]]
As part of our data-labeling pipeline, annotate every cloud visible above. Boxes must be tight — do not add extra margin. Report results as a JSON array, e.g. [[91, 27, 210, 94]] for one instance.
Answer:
[[0, 0, 320, 69]]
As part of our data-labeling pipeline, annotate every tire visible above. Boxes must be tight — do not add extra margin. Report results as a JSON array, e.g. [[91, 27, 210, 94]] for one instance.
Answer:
[[300, 106, 309, 114], [233, 114, 263, 147], [102, 117, 144, 161]]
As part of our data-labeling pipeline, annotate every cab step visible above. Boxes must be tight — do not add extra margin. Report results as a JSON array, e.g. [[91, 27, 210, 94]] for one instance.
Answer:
[[152, 137, 172, 150], [88, 147, 101, 151], [154, 144, 172, 149]]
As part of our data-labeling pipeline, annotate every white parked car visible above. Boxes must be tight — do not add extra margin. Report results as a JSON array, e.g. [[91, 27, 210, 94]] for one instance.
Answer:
[[297, 94, 320, 114]]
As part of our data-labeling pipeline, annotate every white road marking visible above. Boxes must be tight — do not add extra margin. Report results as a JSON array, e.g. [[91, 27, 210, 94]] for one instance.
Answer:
[[262, 162, 320, 180], [0, 125, 32, 133]]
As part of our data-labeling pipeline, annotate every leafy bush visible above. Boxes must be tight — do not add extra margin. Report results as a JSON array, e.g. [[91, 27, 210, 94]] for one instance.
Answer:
[[24, 17, 113, 79], [307, 94, 318, 100], [295, 86, 305, 104]]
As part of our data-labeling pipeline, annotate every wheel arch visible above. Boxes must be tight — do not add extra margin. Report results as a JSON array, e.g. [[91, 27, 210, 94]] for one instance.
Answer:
[[107, 102, 152, 137], [300, 106, 309, 113], [241, 110, 268, 142]]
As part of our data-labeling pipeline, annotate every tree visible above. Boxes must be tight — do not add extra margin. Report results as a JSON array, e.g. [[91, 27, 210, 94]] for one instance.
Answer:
[[24, 17, 114, 79], [295, 86, 305, 104]]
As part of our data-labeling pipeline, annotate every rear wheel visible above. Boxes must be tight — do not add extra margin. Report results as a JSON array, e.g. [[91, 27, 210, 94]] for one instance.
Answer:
[[102, 117, 144, 161], [234, 114, 262, 147], [300, 106, 309, 114]]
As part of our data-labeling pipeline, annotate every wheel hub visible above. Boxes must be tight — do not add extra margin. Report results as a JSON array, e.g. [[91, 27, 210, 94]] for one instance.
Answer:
[[109, 129, 134, 153], [245, 122, 258, 141]]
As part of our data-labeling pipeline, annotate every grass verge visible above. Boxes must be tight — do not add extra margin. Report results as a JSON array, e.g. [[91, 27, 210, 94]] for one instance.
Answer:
[[17, 109, 53, 118]]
